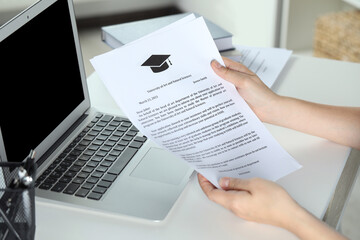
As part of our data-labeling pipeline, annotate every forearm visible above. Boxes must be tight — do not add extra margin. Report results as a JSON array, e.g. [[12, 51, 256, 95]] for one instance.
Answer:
[[269, 96, 360, 150], [282, 206, 347, 240]]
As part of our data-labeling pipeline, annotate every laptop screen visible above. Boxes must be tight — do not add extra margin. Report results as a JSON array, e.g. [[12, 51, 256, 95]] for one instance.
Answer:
[[0, 0, 85, 163]]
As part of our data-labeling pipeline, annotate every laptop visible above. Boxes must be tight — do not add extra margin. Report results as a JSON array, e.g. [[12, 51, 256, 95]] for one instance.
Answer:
[[0, 0, 193, 221]]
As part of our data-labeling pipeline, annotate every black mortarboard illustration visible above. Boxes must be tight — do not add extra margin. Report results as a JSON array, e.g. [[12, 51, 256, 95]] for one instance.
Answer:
[[141, 54, 171, 73]]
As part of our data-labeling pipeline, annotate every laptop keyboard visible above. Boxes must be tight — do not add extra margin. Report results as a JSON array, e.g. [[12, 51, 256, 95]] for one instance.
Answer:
[[35, 114, 147, 200]]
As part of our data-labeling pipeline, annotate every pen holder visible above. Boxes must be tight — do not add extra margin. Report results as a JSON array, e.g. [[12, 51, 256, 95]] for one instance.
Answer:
[[0, 162, 36, 240]]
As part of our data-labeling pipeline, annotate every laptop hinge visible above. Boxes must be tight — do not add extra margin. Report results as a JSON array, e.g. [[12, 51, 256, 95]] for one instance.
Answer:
[[36, 113, 88, 167]]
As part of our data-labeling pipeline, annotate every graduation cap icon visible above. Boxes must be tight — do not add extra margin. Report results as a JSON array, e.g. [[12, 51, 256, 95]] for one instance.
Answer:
[[141, 54, 172, 73]]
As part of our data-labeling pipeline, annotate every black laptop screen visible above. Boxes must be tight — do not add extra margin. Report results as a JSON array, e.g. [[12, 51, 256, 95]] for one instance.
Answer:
[[0, 0, 85, 163]]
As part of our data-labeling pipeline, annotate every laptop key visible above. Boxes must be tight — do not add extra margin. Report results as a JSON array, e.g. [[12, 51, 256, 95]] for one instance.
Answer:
[[105, 155, 117, 162], [75, 188, 90, 198], [60, 161, 72, 167], [51, 182, 68, 192], [70, 149, 82, 157], [88, 192, 102, 200], [109, 150, 121, 156], [72, 178, 85, 185], [125, 131, 137, 137], [97, 180, 111, 188], [82, 182, 95, 190], [134, 136, 147, 142], [64, 171, 77, 178], [84, 149, 96, 156], [74, 160, 86, 167], [105, 126, 116, 131], [78, 172, 90, 179], [108, 147, 137, 175], [75, 188, 90, 197], [82, 166, 95, 173], [101, 130, 112, 136], [101, 115, 113, 122], [78, 155, 91, 161], [101, 161, 113, 167], [122, 135, 133, 141], [39, 183, 53, 190], [36, 114, 148, 201], [118, 140, 129, 146], [113, 130, 125, 137], [96, 121, 107, 127], [93, 139, 104, 145], [65, 156, 77, 162], [93, 186, 107, 194], [102, 174, 117, 182], [87, 177, 99, 184], [79, 139, 91, 146], [87, 161, 99, 168], [54, 165, 68, 173], [63, 183, 80, 195], [49, 172, 62, 179], [129, 141, 143, 149], [91, 171, 103, 178], [69, 165, 81, 172], [121, 121, 132, 127], [59, 176, 72, 183], [96, 166, 108, 173], [109, 120, 121, 127], [44, 177, 57, 184], [83, 135, 95, 141]]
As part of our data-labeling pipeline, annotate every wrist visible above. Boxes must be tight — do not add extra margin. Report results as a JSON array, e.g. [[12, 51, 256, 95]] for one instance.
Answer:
[[280, 204, 311, 233], [260, 94, 287, 125], [280, 205, 346, 240], [264, 95, 302, 127]]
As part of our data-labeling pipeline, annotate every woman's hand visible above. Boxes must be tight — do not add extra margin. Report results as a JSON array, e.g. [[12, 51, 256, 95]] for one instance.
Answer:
[[198, 174, 298, 228], [211, 57, 281, 123], [212, 57, 360, 149], [198, 174, 348, 240]]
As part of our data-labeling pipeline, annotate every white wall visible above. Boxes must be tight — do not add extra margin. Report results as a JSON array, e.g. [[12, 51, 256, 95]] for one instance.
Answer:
[[0, 0, 176, 25], [1, 0, 353, 50], [176, 0, 281, 47], [280, 0, 343, 51], [1, 0, 279, 47]]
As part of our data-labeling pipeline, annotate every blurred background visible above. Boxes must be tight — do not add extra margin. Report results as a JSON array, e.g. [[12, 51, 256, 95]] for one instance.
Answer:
[[1, 0, 359, 49], [1, 0, 359, 239]]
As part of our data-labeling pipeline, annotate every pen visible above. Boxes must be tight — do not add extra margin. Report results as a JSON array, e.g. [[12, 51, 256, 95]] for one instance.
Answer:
[[21, 150, 36, 187], [9, 150, 36, 189], [24, 149, 36, 175]]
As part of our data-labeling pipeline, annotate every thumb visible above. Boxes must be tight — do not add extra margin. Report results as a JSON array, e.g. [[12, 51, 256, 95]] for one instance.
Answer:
[[211, 60, 248, 88], [219, 177, 251, 191]]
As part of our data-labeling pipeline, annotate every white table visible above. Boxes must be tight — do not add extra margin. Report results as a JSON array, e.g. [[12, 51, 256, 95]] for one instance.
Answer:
[[35, 55, 360, 240]]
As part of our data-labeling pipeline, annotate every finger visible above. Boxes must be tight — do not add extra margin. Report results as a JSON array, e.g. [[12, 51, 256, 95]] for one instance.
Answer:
[[199, 174, 252, 214], [211, 61, 254, 90], [222, 57, 255, 75], [211, 60, 251, 86], [198, 174, 221, 199], [198, 174, 216, 193], [205, 187, 250, 212], [219, 177, 252, 192]]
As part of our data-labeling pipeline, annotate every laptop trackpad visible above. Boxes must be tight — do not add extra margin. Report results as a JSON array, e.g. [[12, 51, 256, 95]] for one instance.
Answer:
[[130, 148, 189, 185]]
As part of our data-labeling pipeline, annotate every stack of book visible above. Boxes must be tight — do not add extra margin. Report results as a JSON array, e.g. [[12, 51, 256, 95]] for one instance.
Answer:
[[101, 13, 234, 52]]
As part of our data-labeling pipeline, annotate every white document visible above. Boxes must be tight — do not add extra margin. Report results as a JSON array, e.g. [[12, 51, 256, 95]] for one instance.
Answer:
[[228, 45, 292, 88], [91, 17, 301, 188]]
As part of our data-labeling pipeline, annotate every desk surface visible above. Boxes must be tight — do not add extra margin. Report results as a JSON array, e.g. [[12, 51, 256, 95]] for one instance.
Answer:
[[35, 55, 360, 240]]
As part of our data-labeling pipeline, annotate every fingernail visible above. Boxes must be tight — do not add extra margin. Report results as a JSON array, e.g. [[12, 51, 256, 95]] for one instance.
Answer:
[[212, 59, 222, 69], [220, 177, 230, 188]]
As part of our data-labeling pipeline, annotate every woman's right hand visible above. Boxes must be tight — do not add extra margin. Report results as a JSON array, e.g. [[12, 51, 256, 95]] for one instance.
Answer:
[[211, 57, 282, 123]]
